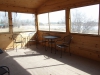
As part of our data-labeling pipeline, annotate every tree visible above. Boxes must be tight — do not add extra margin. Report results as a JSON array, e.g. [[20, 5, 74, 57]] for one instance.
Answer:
[[71, 9, 98, 34]]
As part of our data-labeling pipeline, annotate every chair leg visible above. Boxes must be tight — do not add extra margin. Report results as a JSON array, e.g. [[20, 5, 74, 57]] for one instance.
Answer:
[[36, 42, 38, 49], [8, 69, 10, 75], [13, 42, 14, 50], [60, 48, 62, 58], [45, 42, 47, 51], [55, 44, 57, 54], [21, 42, 22, 48], [16, 44, 17, 52], [27, 42, 29, 48], [29, 42, 30, 47], [69, 46, 71, 56], [55, 47, 56, 54], [64, 47, 66, 52], [8, 72, 10, 75]]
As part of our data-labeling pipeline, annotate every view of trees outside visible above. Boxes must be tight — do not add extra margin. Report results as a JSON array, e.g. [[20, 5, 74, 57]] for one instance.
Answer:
[[0, 11, 9, 32], [70, 4, 99, 34], [38, 10, 66, 32], [12, 12, 35, 32]]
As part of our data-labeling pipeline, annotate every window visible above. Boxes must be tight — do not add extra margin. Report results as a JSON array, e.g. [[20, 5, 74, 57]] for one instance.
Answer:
[[12, 12, 35, 32], [38, 13, 49, 31], [70, 4, 99, 34], [0, 11, 9, 33], [38, 10, 66, 32], [49, 10, 66, 32]]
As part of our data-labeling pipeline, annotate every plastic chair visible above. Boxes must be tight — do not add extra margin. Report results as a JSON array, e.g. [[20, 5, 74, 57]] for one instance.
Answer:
[[12, 34, 25, 51], [56, 35, 73, 58], [0, 66, 10, 75], [27, 32, 38, 48]]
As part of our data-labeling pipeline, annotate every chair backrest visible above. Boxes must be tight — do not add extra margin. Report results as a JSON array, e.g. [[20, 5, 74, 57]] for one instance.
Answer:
[[28, 32, 38, 40], [0, 66, 10, 75], [63, 35, 73, 45], [12, 34, 23, 42]]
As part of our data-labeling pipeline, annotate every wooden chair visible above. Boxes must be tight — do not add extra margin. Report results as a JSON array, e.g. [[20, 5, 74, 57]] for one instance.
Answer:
[[12, 34, 25, 51], [56, 35, 73, 58], [0, 66, 10, 75]]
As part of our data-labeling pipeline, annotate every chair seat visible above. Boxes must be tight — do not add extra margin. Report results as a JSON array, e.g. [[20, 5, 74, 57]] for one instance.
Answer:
[[39, 40, 48, 43], [57, 44, 69, 48], [0, 67, 8, 75], [28, 40, 36, 42], [14, 41, 23, 43]]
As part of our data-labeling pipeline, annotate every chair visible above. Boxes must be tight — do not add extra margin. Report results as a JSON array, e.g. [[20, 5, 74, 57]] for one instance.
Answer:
[[27, 32, 38, 48], [39, 33, 50, 50], [12, 34, 25, 51], [0, 66, 10, 75], [56, 35, 73, 58]]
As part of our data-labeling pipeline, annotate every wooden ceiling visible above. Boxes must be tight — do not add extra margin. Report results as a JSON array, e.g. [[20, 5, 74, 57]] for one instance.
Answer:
[[0, 0, 48, 9]]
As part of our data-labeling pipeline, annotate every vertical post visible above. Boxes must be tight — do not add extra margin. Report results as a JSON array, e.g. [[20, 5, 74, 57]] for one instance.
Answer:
[[48, 13, 50, 31], [66, 8, 70, 35], [35, 13, 38, 33], [98, 4, 100, 35], [8, 11, 13, 34]]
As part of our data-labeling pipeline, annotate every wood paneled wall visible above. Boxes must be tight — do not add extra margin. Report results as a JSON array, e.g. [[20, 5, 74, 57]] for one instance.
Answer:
[[0, 5, 35, 13], [0, 0, 99, 62], [37, 0, 100, 14], [0, 6, 35, 50], [71, 34, 100, 61], [37, 31, 100, 61], [37, 0, 100, 62]]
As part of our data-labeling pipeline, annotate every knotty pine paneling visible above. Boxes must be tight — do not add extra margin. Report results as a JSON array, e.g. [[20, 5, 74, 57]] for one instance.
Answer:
[[38, 31, 100, 61], [0, 0, 47, 9], [71, 34, 100, 61], [0, 32, 37, 50], [37, 0, 100, 14], [0, 5, 35, 13]]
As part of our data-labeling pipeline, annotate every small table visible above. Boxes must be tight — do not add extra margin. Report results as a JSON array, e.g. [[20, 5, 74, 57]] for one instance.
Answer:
[[43, 36, 60, 53]]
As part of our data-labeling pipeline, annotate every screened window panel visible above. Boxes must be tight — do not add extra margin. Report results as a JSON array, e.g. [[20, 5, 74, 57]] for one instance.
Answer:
[[0, 11, 9, 33], [49, 10, 66, 32], [38, 13, 49, 31], [70, 4, 99, 34], [12, 12, 35, 32]]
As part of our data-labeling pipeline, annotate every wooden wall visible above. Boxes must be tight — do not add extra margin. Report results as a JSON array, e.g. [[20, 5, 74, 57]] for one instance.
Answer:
[[0, 0, 100, 62], [0, 5, 36, 50], [37, 0, 100, 13], [71, 34, 100, 61], [37, 0, 100, 62]]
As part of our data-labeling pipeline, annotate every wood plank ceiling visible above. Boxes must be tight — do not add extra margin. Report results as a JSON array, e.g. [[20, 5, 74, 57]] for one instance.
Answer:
[[0, 0, 48, 9]]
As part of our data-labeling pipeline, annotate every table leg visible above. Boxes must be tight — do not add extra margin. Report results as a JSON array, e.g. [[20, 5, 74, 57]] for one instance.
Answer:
[[51, 39, 53, 53]]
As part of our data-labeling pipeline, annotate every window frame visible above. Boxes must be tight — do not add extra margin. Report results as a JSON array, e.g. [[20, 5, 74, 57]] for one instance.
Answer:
[[0, 11, 9, 33], [38, 10, 66, 32], [70, 4, 99, 35], [12, 12, 36, 32]]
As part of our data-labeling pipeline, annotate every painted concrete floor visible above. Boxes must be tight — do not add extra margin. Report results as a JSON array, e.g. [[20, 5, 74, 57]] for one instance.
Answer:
[[0, 45, 100, 75]]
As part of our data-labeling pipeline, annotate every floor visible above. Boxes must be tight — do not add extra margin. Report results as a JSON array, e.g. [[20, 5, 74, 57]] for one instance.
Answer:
[[0, 45, 100, 75]]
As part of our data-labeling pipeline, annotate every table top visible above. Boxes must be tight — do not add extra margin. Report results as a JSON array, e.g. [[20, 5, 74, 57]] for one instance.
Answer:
[[43, 35, 60, 39]]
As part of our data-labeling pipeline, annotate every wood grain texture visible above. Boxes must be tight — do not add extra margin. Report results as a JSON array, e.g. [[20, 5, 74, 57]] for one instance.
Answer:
[[0, 0, 47, 9], [37, 0, 100, 13]]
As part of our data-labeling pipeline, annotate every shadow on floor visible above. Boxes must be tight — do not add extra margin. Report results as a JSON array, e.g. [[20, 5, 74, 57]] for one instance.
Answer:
[[0, 49, 32, 75], [1, 45, 100, 75], [26, 45, 100, 75]]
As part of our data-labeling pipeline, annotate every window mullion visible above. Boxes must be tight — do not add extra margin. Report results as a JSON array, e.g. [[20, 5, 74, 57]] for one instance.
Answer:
[[48, 13, 50, 31], [98, 4, 100, 35]]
